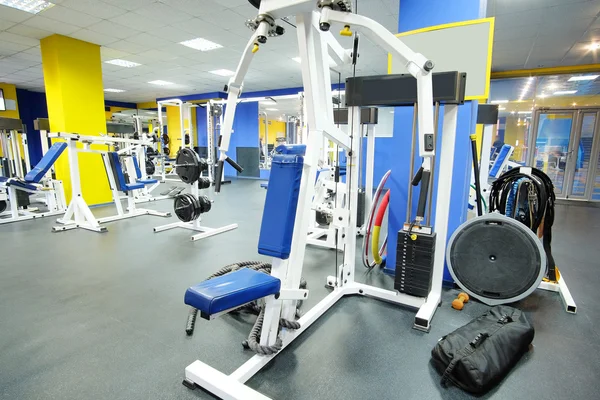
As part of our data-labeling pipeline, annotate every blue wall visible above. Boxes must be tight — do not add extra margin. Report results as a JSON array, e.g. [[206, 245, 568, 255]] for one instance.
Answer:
[[16, 89, 48, 167], [398, 0, 482, 32]]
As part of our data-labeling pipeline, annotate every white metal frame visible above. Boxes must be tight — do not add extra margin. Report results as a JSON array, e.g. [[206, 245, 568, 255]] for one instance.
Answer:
[[49, 132, 170, 233], [0, 127, 67, 225], [184, 3, 454, 399]]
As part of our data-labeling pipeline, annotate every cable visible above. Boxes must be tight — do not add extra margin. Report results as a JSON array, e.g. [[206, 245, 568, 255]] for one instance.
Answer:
[[362, 169, 391, 268], [371, 190, 389, 265]]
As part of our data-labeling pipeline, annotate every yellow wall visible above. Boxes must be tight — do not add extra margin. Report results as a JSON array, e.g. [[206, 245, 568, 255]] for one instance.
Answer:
[[105, 106, 134, 121], [136, 101, 156, 109], [259, 118, 286, 145], [0, 82, 20, 159], [165, 105, 198, 156], [41, 34, 111, 205]]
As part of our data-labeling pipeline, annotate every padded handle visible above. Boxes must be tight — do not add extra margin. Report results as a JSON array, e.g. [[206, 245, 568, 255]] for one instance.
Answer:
[[225, 157, 243, 173], [412, 166, 424, 186], [416, 170, 430, 219], [214, 160, 224, 193]]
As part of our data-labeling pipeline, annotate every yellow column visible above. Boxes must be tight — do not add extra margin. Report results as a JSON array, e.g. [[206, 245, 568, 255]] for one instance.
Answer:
[[166, 105, 182, 155], [41, 34, 111, 205]]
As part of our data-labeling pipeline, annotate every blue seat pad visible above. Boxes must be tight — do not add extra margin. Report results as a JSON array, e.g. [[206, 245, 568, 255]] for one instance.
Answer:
[[137, 178, 158, 185], [25, 142, 67, 183], [6, 179, 37, 191], [184, 268, 281, 316]]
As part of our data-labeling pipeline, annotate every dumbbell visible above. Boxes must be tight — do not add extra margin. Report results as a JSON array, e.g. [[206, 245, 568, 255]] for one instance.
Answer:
[[451, 292, 470, 310]]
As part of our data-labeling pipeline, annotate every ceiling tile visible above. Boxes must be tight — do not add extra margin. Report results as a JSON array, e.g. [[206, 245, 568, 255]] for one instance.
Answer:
[[22, 16, 80, 35], [6, 24, 53, 40], [0, 5, 33, 23], [40, 5, 102, 28], [87, 20, 141, 40], [133, 2, 193, 24], [110, 12, 167, 32], [70, 29, 120, 46], [60, 0, 128, 19], [153, 26, 193, 43], [126, 33, 172, 48], [0, 31, 39, 46], [0, 19, 16, 31], [109, 40, 151, 54], [101, 0, 146, 11]]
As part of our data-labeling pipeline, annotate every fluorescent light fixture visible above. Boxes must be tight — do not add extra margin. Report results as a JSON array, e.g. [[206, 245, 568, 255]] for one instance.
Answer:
[[292, 57, 301, 63], [148, 80, 174, 86], [589, 43, 600, 51], [265, 108, 278, 111], [537, 93, 547, 99], [518, 111, 532, 114], [209, 69, 235, 77], [104, 88, 125, 93], [499, 106, 506, 110], [105, 59, 141, 68], [260, 100, 277, 106], [0, 0, 54, 14], [490, 99, 509, 104], [510, 111, 516, 115], [568, 75, 599, 82], [180, 38, 222, 51], [553, 90, 577, 95]]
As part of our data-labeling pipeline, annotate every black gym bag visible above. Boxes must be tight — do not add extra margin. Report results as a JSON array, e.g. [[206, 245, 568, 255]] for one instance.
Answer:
[[431, 305, 534, 394]]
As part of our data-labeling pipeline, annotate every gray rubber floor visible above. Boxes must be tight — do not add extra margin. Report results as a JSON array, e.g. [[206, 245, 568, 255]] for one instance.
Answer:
[[1, 179, 599, 400]]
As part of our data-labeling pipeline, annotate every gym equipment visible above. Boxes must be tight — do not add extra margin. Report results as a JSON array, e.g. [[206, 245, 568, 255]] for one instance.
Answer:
[[362, 170, 391, 268], [174, 193, 211, 222], [175, 148, 208, 184], [0, 140, 68, 225], [451, 292, 469, 310], [197, 177, 211, 189], [447, 213, 546, 305], [431, 306, 534, 394], [0, 117, 31, 180], [184, 133, 190, 145], [145, 158, 155, 175], [48, 132, 170, 233], [163, 146, 170, 156], [182, 3, 466, 396]]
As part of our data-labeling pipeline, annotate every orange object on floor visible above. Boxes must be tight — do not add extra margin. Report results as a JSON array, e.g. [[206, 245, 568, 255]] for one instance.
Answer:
[[452, 292, 470, 310]]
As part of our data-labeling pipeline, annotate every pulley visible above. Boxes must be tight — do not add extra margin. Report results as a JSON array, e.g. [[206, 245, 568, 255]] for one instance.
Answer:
[[0, 199, 6, 213], [145, 158, 156, 175], [174, 193, 212, 222], [175, 147, 208, 184], [185, 133, 190, 145], [316, 210, 332, 226], [446, 213, 546, 306], [163, 146, 170, 156]]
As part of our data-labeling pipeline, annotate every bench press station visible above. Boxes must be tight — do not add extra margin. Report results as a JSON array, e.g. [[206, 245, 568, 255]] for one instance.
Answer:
[[49, 132, 170, 233], [180, 1, 465, 398]]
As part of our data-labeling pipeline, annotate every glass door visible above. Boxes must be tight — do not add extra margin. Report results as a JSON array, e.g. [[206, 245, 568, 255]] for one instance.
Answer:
[[530, 110, 576, 197], [566, 111, 599, 200]]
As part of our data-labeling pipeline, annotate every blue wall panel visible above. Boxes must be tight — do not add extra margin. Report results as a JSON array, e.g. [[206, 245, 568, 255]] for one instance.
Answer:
[[223, 101, 259, 177], [196, 106, 208, 147], [16, 89, 48, 166], [398, 0, 482, 32]]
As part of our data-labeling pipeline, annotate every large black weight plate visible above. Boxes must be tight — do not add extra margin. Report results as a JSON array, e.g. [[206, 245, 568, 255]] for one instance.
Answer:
[[163, 146, 170, 156], [176, 148, 201, 184], [145, 158, 156, 175], [446, 213, 546, 305], [174, 193, 195, 222], [0, 200, 6, 213]]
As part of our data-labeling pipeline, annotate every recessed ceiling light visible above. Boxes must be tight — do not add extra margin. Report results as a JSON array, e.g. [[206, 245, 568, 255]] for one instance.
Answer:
[[104, 88, 125, 93], [572, 102, 577, 106], [209, 69, 235, 77], [292, 57, 301, 63], [260, 100, 277, 106], [554, 90, 577, 95], [589, 43, 600, 51], [510, 111, 516, 115], [0, 0, 54, 14], [265, 108, 278, 111], [537, 93, 547, 98], [180, 38, 222, 51], [490, 99, 509, 104], [148, 80, 174, 86], [499, 106, 506, 110], [518, 111, 532, 114], [568, 75, 599, 81], [105, 59, 141, 68]]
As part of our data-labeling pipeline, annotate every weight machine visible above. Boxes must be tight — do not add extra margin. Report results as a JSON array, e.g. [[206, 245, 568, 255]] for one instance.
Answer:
[[49, 132, 170, 233], [0, 117, 30, 179], [182, 1, 464, 398], [205, 100, 232, 186], [0, 117, 67, 223], [153, 147, 238, 241]]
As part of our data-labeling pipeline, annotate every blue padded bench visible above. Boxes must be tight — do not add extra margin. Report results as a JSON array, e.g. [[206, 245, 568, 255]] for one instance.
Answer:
[[489, 144, 512, 178], [107, 152, 144, 191], [1, 142, 67, 191], [132, 155, 158, 185], [184, 268, 281, 318]]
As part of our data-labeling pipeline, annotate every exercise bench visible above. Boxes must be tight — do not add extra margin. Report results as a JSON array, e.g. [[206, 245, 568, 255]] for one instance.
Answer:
[[0, 142, 67, 224]]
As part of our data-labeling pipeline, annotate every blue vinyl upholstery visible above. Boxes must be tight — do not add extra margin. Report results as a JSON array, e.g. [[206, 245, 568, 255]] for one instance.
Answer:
[[184, 268, 281, 316], [132, 155, 158, 185], [24, 142, 67, 183], [6, 179, 37, 191], [108, 152, 144, 191], [258, 147, 305, 259], [489, 144, 512, 178]]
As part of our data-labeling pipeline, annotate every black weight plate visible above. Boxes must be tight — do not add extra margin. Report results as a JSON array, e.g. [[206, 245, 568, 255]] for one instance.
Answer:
[[198, 195, 211, 214], [174, 193, 195, 222], [163, 146, 170, 156], [146, 147, 156, 157], [162, 133, 170, 145], [145, 159, 156, 175], [0, 200, 6, 213], [447, 214, 545, 304], [198, 177, 211, 189], [175, 148, 201, 184]]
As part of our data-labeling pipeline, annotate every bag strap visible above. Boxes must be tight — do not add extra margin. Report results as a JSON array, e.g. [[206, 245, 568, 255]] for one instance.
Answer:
[[441, 333, 489, 387]]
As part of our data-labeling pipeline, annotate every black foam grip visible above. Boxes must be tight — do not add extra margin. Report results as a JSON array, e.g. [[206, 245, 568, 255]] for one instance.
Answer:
[[412, 166, 424, 186], [215, 160, 224, 193], [470, 137, 484, 217], [416, 170, 430, 219], [225, 156, 243, 173]]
